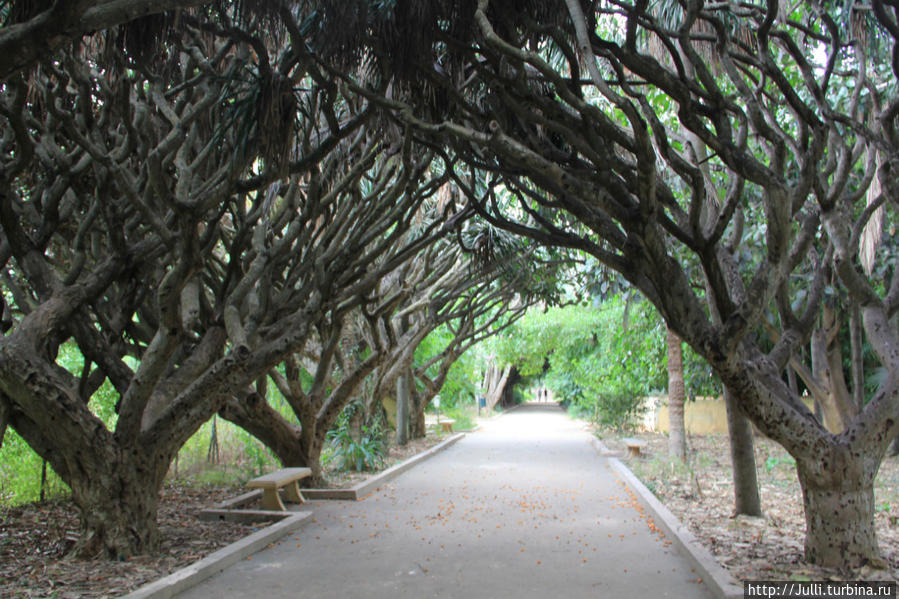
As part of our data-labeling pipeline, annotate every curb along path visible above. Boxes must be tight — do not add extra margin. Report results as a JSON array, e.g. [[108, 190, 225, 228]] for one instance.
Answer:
[[174, 405, 717, 599]]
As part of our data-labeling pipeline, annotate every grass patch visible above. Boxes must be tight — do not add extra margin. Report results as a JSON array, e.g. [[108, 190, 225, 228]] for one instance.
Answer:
[[440, 404, 478, 431]]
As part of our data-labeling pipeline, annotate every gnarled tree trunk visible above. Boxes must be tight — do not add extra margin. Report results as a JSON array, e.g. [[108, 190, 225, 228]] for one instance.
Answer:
[[796, 456, 879, 566], [67, 456, 170, 559], [217, 392, 318, 472], [483, 363, 511, 411], [3, 385, 174, 558]]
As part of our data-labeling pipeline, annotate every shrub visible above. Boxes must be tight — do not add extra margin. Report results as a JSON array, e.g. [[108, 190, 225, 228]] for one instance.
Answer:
[[326, 424, 386, 472], [325, 402, 387, 472]]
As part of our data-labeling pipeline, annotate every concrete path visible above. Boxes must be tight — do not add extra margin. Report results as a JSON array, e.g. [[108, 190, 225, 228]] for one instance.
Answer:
[[176, 405, 715, 598]]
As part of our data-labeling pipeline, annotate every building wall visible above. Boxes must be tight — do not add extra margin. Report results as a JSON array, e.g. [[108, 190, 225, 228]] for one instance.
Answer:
[[643, 395, 816, 434]]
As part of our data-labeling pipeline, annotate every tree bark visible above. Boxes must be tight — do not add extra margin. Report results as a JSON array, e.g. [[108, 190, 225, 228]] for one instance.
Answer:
[[666, 327, 686, 461], [849, 302, 865, 413], [723, 385, 762, 516], [410, 395, 427, 439], [0, 0, 214, 80], [484, 363, 511, 411], [889, 436, 899, 458], [0, 347, 175, 558], [217, 393, 320, 477], [67, 456, 169, 559], [409, 389, 436, 439], [796, 460, 879, 566], [808, 304, 857, 433], [500, 367, 520, 407], [396, 372, 411, 446]]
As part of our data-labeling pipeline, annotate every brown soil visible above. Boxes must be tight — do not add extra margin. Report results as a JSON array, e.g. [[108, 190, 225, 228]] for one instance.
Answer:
[[606, 432, 899, 583], [0, 483, 260, 598], [0, 433, 447, 598]]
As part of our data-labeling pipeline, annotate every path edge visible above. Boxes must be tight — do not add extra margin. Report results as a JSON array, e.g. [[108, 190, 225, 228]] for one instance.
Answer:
[[120, 511, 313, 599], [123, 433, 466, 597], [303, 432, 465, 500], [590, 437, 744, 599]]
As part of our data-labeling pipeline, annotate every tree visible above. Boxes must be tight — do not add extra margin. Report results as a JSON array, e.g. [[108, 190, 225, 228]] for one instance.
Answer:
[[0, 0, 215, 80], [219, 231, 474, 477], [0, 6, 442, 557], [405, 265, 536, 437], [310, 0, 899, 567], [364, 223, 552, 440], [666, 327, 686, 462], [481, 362, 512, 412], [494, 299, 697, 429]]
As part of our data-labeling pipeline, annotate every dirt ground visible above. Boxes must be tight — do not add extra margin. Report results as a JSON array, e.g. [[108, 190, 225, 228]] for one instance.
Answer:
[[0, 434, 447, 598], [605, 432, 899, 583], [0, 484, 258, 598], [9, 426, 894, 596]]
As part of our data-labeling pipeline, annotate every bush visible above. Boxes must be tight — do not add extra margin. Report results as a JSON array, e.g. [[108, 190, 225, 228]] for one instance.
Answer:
[[326, 424, 386, 472], [325, 402, 387, 472]]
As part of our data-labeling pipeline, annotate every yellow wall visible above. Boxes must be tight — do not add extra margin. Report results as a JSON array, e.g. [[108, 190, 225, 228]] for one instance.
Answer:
[[646, 396, 815, 434], [382, 396, 397, 429]]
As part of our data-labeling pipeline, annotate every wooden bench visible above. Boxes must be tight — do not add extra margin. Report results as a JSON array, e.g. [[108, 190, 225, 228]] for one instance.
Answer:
[[439, 420, 455, 433], [621, 438, 647, 458], [246, 467, 312, 511]]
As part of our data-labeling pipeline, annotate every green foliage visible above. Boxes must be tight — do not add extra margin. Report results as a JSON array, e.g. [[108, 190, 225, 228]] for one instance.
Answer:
[[168, 416, 280, 485], [326, 424, 386, 472], [325, 402, 387, 472], [0, 342, 121, 506], [239, 431, 275, 477], [56, 342, 120, 428], [414, 325, 481, 410], [493, 298, 720, 430], [0, 429, 69, 505], [437, 356, 480, 409], [441, 406, 476, 431]]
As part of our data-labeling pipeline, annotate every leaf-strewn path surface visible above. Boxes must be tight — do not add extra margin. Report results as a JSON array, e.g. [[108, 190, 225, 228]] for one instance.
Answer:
[[176, 405, 714, 598]]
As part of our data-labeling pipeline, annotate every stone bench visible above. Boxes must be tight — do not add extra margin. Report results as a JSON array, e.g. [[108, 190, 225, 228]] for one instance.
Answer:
[[439, 420, 455, 433], [246, 467, 312, 511], [621, 438, 647, 458]]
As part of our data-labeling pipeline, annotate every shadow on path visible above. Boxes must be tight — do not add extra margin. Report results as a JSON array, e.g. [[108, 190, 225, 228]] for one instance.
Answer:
[[175, 404, 714, 598]]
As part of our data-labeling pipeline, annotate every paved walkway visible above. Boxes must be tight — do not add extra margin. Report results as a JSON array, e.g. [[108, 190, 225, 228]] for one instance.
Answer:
[[177, 405, 715, 598]]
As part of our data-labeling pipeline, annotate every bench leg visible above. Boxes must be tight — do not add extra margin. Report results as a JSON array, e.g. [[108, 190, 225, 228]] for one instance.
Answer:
[[283, 480, 306, 505], [627, 447, 640, 458], [261, 488, 287, 511]]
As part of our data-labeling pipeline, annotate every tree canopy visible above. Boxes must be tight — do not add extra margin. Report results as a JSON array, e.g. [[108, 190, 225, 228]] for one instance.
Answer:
[[1, 0, 899, 571], [493, 298, 720, 428], [299, 0, 899, 567]]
